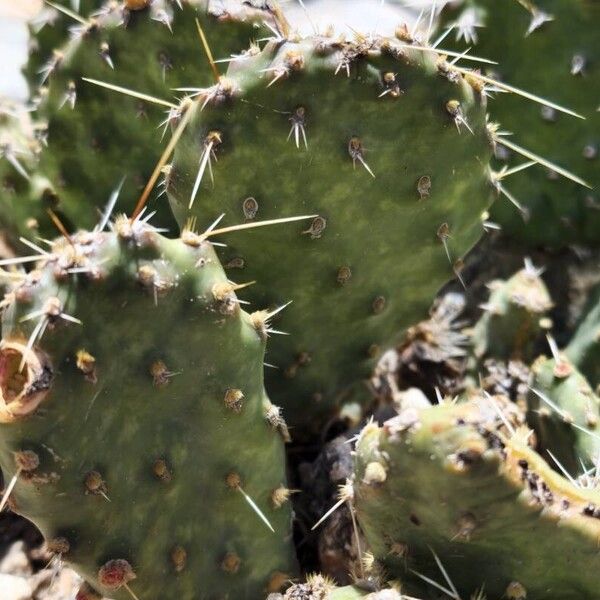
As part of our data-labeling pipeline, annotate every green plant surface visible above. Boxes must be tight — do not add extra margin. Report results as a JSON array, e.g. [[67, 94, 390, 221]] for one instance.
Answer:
[[440, 0, 599, 247], [168, 34, 494, 436], [354, 398, 600, 599], [20, 0, 279, 237], [528, 353, 600, 475], [0, 220, 295, 599]]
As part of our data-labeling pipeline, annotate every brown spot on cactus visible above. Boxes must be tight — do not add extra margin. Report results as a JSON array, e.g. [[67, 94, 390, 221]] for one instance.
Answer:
[[226, 472, 242, 490], [389, 542, 408, 558], [303, 216, 327, 239], [348, 136, 375, 178], [76, 350, 97, 384], [224, 388, 244, 413], [14, 450, 39, 472], [152, 458, 171, 483], [170, 545, 187, 573], [381, 71, 402, 98], [225, 257, 245, 269], [84, 470, 107, 496], [98, 559, 136, 590], [417, 175, 431, 200], [336, 266, 351, 285], [0, 342, 52, 422], [250, 310, 269, 341], [242, 197, 259, 220], [221, 552, 241, 574], [150, 360, 172, 388], [372, 296, 386, 315], [506, 581, 527, 600], [137, 265, 156, 288], [46, 536, 70, 555]]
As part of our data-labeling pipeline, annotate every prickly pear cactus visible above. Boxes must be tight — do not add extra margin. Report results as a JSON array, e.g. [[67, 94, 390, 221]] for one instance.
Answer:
[[0, 98, 53, 251], [25, 0, 104, 86], [168, 32, 494, 435], [565, 285, 600, 390], [528, 352, 600, 474], [23, 0, 281, 235], [441, 0, 600, 247], [354, 397, 600, 599], [470, 260, 552, 362], [0, 220, 295, 599]]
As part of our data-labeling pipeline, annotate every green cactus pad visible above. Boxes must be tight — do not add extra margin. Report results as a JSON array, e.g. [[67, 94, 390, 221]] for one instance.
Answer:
[[528, 353, 600, 475], [354, 398, 600, 599], [470, 260, 552, 362], [167, 33, 493, 435], [0, 98, 59, 253], [441, 0, 600, 247], [22, 0, 282, 237], [0, 220, 295, 599], [565, 286, 600, 390]]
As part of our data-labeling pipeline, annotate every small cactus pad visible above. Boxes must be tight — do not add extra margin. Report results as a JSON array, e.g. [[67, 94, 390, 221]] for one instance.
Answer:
[[0, 220, 294, 598], [168, 32, 493, 434], [565, 286, 600, 390], [25, 0, 282, 234], [528, 353, 600, 475], [441, 0, 599, 247], [470, 261, 552, 362], [354, 398, 600, 598]]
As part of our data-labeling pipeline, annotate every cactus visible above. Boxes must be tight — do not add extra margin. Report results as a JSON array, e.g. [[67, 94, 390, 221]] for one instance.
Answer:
[[21, 0, 281, 236], [167, 31, 495, 435], [440, 0, 600, 247], [0, 97, 53, 251], [470, 260, 552, 363], [528, 351, 600, 475], [25, 0, 104, 87], [0, 219, 295, 599], [564, 285, 600, 390], [354, 397, 600, 599]]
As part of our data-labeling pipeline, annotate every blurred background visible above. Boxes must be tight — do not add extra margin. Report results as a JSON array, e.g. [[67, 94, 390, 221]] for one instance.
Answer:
[[0, 0, 41, 100]]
